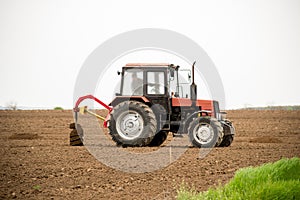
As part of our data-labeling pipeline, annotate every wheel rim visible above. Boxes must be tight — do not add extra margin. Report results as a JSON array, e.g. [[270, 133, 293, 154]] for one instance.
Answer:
[[193, 122, 214, 145], [116, 110, 144, 140]]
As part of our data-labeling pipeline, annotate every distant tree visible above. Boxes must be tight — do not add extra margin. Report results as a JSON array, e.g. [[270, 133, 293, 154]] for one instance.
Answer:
[[6, 101, 17, 110]]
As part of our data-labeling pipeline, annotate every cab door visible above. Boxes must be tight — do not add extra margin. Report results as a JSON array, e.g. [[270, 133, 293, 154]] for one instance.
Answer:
[[145, 69, 170, 130]]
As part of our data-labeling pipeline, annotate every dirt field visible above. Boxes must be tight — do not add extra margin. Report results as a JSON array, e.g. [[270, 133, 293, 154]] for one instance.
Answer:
[[0, 110, 299, 199]]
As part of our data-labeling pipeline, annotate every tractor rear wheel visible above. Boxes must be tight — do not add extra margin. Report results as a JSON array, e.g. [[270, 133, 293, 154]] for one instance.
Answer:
[[108, 101, 157, 147], [69, 123, 83, 146], [188, 117, 223, 148], [149, 131, 168, 147]]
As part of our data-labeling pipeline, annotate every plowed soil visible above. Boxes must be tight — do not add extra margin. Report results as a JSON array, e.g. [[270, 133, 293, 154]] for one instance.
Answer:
[[0, 110, 299, 199]]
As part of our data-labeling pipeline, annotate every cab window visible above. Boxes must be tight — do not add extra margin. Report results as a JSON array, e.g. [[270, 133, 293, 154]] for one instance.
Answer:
[[147, 71, 165, 95]]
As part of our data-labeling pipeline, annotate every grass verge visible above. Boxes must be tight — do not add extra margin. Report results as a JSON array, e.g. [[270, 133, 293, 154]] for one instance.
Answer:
[[177, 157, 300, 200]]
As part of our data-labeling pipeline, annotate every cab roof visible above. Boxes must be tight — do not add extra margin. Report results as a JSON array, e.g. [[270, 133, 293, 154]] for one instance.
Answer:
[[125, 63, 170, 67]]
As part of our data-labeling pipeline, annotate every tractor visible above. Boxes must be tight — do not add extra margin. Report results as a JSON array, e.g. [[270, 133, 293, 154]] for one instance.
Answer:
[[69, 62, 235, 148]]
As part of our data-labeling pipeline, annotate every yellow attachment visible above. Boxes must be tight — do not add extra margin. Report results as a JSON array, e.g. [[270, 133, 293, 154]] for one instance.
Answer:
[[79, 106, 87, 114], [78, 106, 106, 121]]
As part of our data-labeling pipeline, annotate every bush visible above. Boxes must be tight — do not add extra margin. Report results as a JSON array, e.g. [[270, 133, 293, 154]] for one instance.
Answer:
[[54, 107, 63, 110]]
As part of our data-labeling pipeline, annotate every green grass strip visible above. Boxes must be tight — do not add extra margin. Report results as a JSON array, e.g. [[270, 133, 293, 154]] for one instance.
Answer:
[[177, 157, 300, 200]]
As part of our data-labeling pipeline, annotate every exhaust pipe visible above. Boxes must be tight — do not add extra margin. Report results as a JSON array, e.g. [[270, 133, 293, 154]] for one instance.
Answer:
[[190, 61, 197, 106]]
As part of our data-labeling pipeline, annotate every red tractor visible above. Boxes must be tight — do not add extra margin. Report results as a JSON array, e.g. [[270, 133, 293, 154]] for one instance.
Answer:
[[70, 62, 235, 148]]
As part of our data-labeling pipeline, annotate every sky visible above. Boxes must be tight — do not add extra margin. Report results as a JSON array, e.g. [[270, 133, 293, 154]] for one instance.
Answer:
[[0, 0, 300, 109]]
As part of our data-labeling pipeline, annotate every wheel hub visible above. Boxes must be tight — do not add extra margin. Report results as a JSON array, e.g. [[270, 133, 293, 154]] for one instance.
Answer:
[[116, 111, 144, 140], [194, 123, 213, 144]]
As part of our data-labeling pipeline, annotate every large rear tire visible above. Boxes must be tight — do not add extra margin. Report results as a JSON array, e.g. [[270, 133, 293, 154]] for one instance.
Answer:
[[188, 117, 223, 148], [108, 101, 157, 147]]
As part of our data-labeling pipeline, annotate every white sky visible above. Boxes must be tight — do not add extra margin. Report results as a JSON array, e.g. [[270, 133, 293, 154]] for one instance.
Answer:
[[0, 0, 299, 109]]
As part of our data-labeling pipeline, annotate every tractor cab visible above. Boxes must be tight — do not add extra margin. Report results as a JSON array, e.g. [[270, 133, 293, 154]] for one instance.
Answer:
[[113, 63, 194, 131], [117, 63, 191, 98], [113, 63, 191, 109], [118, 63, 170, 97]]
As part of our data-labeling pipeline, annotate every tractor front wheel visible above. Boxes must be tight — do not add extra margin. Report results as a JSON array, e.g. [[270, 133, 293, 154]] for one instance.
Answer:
[[188, 117, 223, 148], [108, 101, 157, 147]]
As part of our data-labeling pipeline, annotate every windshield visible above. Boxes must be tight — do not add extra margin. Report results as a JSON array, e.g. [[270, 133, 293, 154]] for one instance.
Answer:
[[147, 71, 165, 95]]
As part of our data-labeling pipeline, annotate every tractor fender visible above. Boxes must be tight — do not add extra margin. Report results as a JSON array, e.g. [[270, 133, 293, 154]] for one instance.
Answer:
[[220, 120, 235, 136], [181, 110, 211, 133]]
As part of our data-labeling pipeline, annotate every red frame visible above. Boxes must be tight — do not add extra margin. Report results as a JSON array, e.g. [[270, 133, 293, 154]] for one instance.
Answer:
[[74, 94, 112, 112], [73, 95, 112, 128]]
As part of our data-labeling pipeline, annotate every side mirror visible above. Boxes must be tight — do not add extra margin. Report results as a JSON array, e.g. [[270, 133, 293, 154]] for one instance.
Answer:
[[170, 69, 174, 78]]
